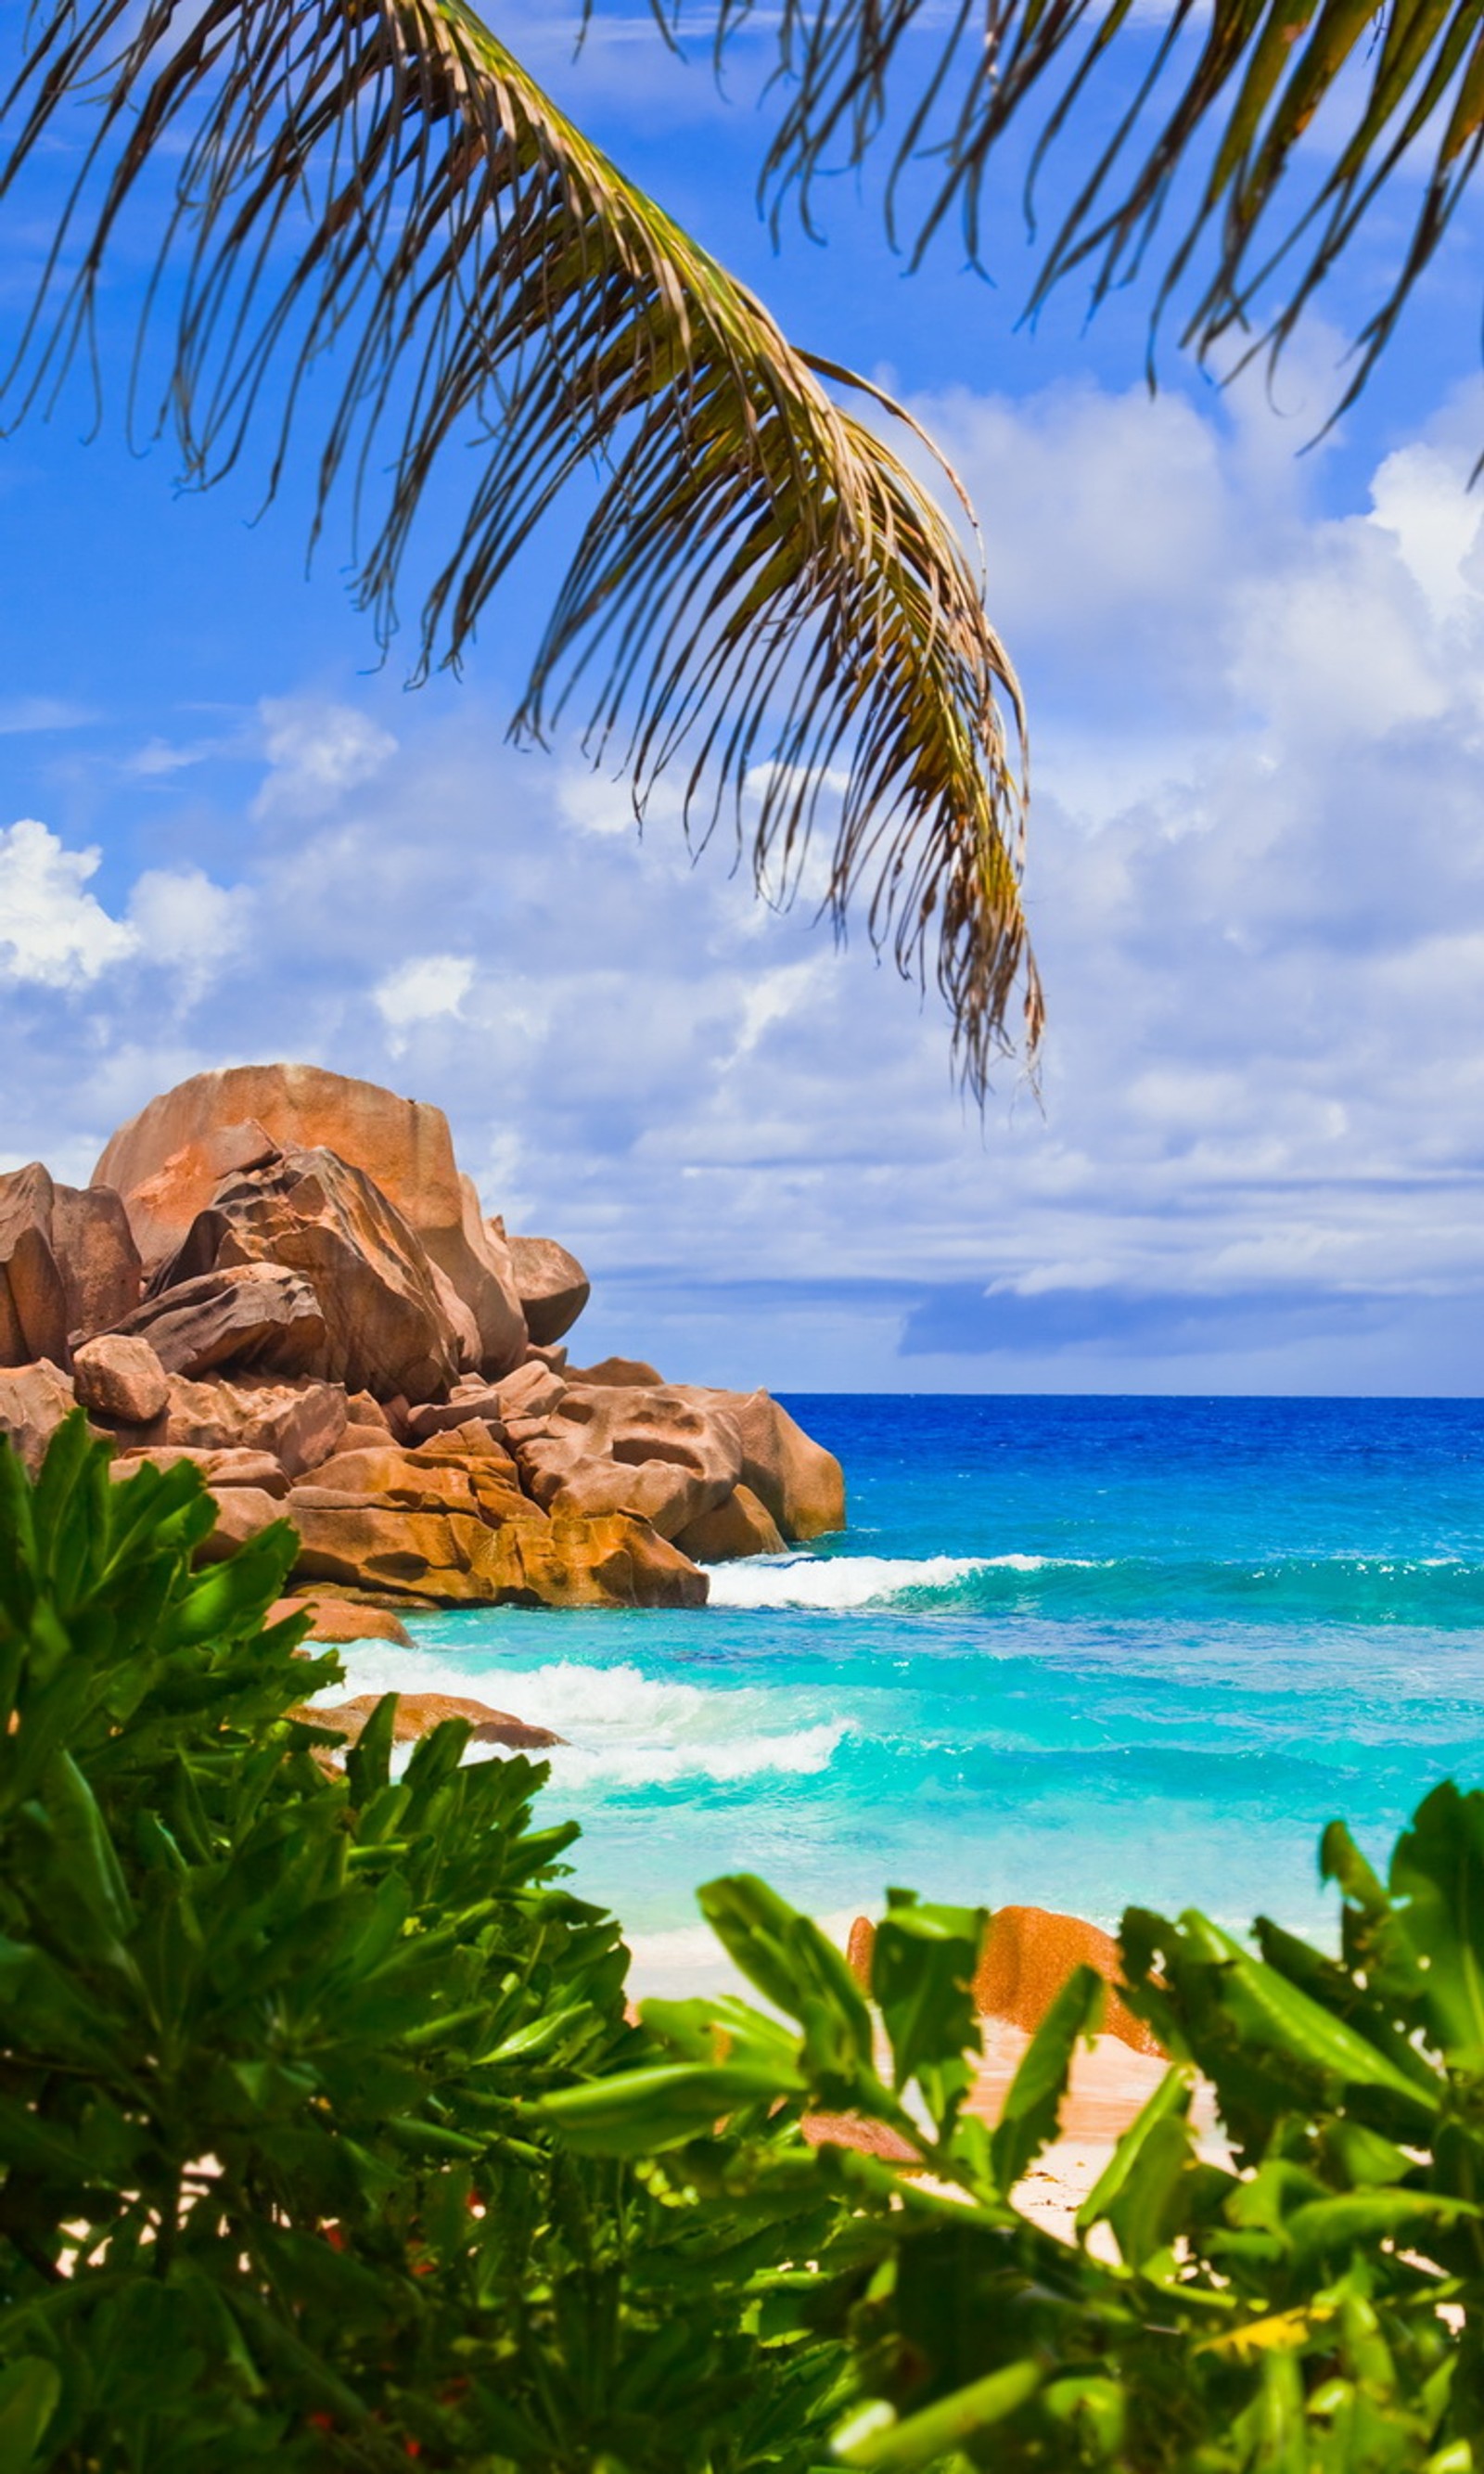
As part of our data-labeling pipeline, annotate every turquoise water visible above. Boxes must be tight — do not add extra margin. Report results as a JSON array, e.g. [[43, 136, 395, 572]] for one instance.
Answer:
[[328, 1397, 1484, 1969]]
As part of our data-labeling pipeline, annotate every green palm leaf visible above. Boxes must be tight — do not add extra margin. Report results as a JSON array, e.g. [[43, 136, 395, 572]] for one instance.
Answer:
[[0, 0, 1039, 1092], [687, 0, 1484, 423]]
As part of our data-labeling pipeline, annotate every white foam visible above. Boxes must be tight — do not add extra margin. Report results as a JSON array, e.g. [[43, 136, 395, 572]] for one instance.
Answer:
[[323, 1645, 845, 1789], [705, 1552, 998, 1609]]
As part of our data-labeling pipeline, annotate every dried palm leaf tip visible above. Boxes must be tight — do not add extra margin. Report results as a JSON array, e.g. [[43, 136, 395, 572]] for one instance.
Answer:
[[0, 0, 1042, 1095]]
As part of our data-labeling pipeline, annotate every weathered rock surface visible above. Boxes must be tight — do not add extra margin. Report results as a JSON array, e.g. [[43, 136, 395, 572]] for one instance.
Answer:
[[112, 1263, 327, 1380], [517, 1385, 742, 1540], [693, 1389, 844, 1542], [51, 1185, 141, 1342], [845, 1905, 1161, 2058], [164, 1374, 347, 1477], [0, 1359, 74, 1472], [0, 1164, 69, 1365], [110, 1444, 289, 1496], [299, 1692, 563, 1751], [489, 1359, 567, 1423], [508, 1234, 591, 1346], [105, 1120, 281, 1277], [72, 1334, 170, 1427], [269, 1595, 413, 1646], [567, 1355, 664, 1388], [161, 1147, 462, 1402], [95, 1065, 525, 1375], [673, 1482, 785, 1563], [194, 1485, 285, 1563]]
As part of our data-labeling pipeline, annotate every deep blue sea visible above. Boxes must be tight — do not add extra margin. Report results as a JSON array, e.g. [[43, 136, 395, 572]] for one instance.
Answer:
[[328, 1397, 1484, 1982]]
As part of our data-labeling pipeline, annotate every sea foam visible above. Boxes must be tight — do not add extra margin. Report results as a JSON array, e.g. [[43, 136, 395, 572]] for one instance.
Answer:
[[325, 1643, 845, 1788], [705, 1552, 1032, 1609]]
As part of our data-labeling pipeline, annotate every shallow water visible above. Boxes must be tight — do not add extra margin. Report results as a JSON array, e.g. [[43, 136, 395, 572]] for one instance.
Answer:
[[326, 1396, 1484, 1971]]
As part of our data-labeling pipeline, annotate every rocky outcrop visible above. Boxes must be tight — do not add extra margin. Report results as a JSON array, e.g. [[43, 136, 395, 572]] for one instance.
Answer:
[[507, 1234, 591, 1347], [298, 1692, 564, 1751], [72, 1334, 170, 1428], [0, 1359, 74, 1473], [95, 1064, 526, 1376], [269, 1596, 413, 1646], [164, 1374, 348, 1477], [674, 1482, 785, 1563], [112, 1263, 327, 1380], [845, 1906, 1162, 2058], [0, 1062, 844, 1622], [695, 1389, 845, 1543], [162, 1147, 462, 1401]]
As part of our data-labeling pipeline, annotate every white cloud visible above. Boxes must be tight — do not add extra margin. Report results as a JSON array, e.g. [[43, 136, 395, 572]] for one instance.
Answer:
[[128, 867, 255, 1007], [251, 697, 398, 819], [374, 952, 476, 1055], [0, 818, 137, 988]]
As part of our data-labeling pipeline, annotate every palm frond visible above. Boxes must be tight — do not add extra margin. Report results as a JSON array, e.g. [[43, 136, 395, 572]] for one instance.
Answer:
[[675, 0, 1484, 424], [0, 0, 1038, 1094]]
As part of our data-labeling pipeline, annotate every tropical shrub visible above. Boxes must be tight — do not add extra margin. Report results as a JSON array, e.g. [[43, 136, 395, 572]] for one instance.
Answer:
[[1, 1415, 1480, 2471]]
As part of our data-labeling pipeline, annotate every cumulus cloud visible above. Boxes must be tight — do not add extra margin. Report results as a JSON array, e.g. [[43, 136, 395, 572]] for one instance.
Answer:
[[251, 697, 398, 818], [0, 818, 137, 987], [374, 953, 476, 1054]]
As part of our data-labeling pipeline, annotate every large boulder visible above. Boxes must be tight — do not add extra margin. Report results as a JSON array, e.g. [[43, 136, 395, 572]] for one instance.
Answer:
[[299, 1693, 563, 1752], [282, 1483, 704, 1609], [72, 1334, 170, 1427], [690, 1390, 844, 1543], [50, 1186, 141, 1341], [160, 1147, 462, 1402], [109, 1445, 289, 1496], [0, 1166, 145, 1363], [673, 1483, 785, 1563], [0, 1359, 73, 1473], [111, 1263, 327, 1381], [515, 1384, 743, 1541], [506, 1234, 591, 1347], [0, 1164, 69, 1365], [268, 1596, 412, 1647], [164, 1375, 347, 1478], [94, 1065, 526, 1376], [844, 1905, 1161, 2059], [103, 1120, 281, 1278]]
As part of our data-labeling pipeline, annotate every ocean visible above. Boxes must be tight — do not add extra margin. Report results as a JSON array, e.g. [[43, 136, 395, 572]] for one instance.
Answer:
[[324, 1395, 1484, 1987]]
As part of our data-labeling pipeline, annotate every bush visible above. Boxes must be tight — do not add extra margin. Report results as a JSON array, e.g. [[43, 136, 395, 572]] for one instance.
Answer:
[[0, 1418, 1478, 2470]]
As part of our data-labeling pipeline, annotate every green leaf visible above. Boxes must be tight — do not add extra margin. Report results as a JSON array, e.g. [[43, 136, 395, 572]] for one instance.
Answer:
[[832, 2360, 1042, 2467], [869, 1892, 985, 2098], [537, 2058, 805, 2154], [0, 2358, 61, 2469]]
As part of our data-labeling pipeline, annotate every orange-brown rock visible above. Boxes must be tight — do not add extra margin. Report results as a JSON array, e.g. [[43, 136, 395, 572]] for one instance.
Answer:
[[566, 1355, 664, 1388], [518, 1384, 743, 1541], [673, 1482, 786, 1563], [298, 1692, 563, 1751], [339, 1421, 395, 1455], [105, 1120, 281, 1276], [691, 1389, 844, 1543], [507, 1234, 591, 1347], [0, 1359, 73, 1473], [845, 1906, 1160, 2059], [94, 1065, 525, 1376], [194, 1485, 286, 1562], [345, 1391, 390, 1433], [489, 1359, 567, 1422], [72, 1333, 170, 1427], [164, 1374, 348, 1477], [410, 1419, 518, 1475], [0, 1164, 69, 1365], [110, 1444, 288, 1496], [50, 1185, 141, 1341], [113, 1263, 327, 1380], [268, 1595, 413, 1646], [404, 1390, 510, 1443], [282, 1486, 703, 1609], [162, 1147, 461, 1401]]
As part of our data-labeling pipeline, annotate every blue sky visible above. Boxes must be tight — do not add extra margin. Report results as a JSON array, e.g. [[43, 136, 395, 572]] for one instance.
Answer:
[[2, 6, 1484, 1392]]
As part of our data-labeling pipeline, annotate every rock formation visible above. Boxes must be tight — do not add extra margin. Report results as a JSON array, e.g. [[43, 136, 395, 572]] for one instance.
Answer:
[[845, 1906, 1163, 2058], [0, 1062, 846, 1616]]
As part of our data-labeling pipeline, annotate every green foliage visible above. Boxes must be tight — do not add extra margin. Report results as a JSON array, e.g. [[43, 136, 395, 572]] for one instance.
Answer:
[[3, 1415, 1482, 2471]]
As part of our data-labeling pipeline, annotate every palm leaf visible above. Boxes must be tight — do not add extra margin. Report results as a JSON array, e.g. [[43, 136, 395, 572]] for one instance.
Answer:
[[0, 0, 1038, 1093], [680, 0, 1484, 425]]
